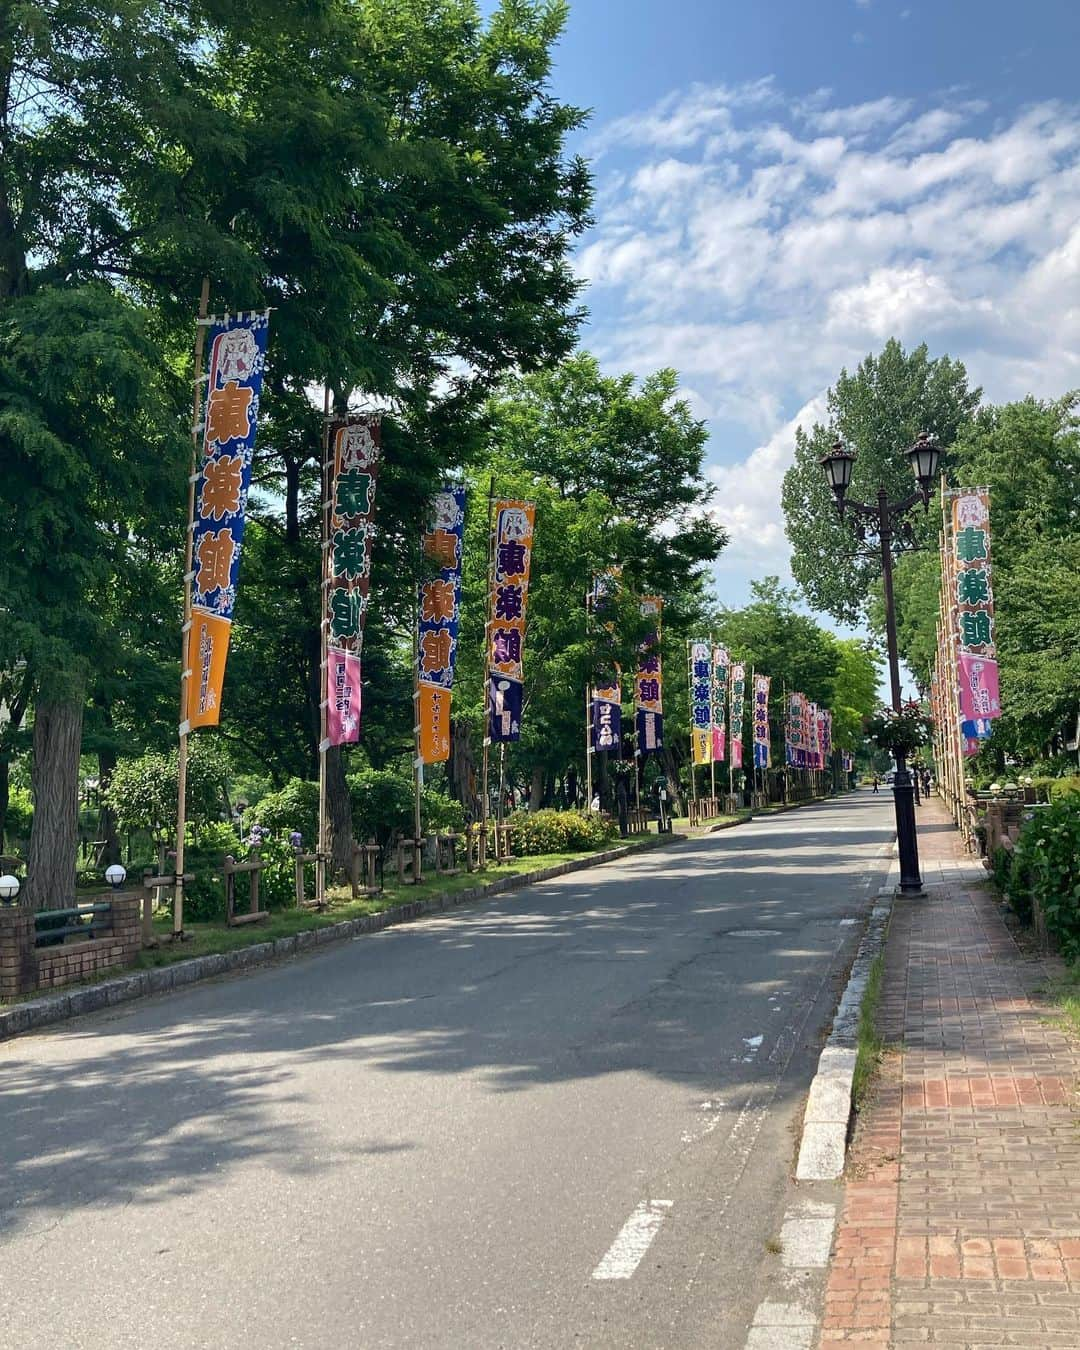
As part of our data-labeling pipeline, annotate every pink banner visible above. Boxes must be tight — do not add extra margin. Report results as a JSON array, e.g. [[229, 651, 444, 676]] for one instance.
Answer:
[[957, 653, 1001, 722], [326, 647, 362, 746], [712, 727, 726, 760], [731, 739, 743, 769]]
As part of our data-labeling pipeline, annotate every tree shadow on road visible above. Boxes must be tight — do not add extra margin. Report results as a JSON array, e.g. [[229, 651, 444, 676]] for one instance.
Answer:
[[0, 794, 897, 1236]]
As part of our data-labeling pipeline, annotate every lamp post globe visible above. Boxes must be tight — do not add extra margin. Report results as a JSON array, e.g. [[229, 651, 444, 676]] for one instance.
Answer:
[[105, 863, 127, 890], [905, 431, 941, 502], [0, 874, 20, 903], [818, 439, 857, 512]]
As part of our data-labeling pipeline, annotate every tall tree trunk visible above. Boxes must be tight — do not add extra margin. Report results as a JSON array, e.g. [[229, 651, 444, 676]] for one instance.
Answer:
[[24, 693, 84, 910], [326, 745, 353, 878], [448, 719, 478, 819], [529, 765, 544, 811], [660, 745, 686, 817]]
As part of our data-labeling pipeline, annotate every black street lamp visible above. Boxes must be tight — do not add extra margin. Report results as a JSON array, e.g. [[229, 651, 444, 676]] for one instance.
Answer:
[[819, 431, 941, 895]]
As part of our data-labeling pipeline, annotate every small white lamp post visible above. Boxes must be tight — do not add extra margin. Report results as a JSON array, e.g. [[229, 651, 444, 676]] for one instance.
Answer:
[[105, 864, 127, 890], [0, 874, 20, 904]]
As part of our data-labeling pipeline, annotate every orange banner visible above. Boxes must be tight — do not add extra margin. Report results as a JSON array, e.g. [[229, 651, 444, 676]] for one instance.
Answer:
[[183, 611, 232, 729], [418, 683, 453, 764]]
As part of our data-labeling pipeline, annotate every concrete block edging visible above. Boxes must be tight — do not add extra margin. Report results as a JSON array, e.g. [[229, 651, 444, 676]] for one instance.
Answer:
[[795, 852, 897, 1182], [0, 832, 685, 1043]]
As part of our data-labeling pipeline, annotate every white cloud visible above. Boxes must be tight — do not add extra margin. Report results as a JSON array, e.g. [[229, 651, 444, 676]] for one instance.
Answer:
[[708, 394, 829, 570], [804, 95, 911, 136], [579, 84, 1080, 584]]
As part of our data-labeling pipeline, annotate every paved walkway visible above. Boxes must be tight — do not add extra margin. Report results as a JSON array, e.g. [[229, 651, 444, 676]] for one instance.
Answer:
[[822, 796, 1080, 1347]]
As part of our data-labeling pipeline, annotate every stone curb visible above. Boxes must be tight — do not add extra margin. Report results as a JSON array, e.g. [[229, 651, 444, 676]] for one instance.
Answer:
[[795, 851, 897, 1182], [0, 831, 685, 1044]]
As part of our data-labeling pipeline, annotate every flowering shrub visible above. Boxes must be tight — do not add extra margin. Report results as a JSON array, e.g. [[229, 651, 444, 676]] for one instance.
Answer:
[[507, 809, 617, 857]]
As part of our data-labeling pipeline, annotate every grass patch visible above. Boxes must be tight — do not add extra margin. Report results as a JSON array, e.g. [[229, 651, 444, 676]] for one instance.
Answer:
[[852, 952, 886, 1108], [1045, 965, 1080, 1041]]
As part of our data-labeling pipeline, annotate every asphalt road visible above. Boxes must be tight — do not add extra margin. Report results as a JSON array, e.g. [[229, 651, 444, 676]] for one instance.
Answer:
[[0, 792, 894, 1350]]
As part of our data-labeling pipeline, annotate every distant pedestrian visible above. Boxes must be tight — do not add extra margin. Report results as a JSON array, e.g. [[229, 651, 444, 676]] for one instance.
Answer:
[[872, 775, 880, 794], [590, 792, 600, 812]]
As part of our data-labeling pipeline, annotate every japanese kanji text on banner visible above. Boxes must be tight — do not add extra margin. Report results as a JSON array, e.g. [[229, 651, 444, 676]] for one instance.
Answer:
[[488, 500, 536, 742], [711, 645, 729, 762], [752, 673, 771, 769], [635, 597, 664, 754], [952, 488, 1000, 752], [325, 416, 381, 746], [184, 311, 270, 729], [418, 487, 466, 763], [729, 663, 745, 768], [689, 641, 712, 765], [590, 571, 623, 754]]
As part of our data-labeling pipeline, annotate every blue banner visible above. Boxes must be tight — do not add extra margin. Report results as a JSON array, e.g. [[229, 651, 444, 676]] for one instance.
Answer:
[[185, 311, 270, 728]]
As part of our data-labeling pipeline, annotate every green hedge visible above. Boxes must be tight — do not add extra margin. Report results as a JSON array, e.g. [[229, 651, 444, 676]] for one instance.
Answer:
[[507, 809, 618, 857], [1004, 798, 1080, 958]]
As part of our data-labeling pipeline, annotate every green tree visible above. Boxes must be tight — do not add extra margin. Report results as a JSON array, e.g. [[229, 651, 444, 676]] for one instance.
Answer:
[[781, 339, 980, 623], [713, 578, 847, 768], [449, 354, 726, 813], [2, 0, 593, 890], [0, 289, 188, 906], [829, 637, 882, 751]]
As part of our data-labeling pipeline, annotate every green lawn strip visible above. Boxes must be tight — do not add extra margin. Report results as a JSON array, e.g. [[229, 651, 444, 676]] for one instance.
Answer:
[[128, 832, 662, 968], [852, 951, 886, 1108], [1, 831, 676, 1009]]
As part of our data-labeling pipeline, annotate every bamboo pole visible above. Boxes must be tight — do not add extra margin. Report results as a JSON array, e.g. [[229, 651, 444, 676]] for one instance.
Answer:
[[709, 634, 717, 805], [687, 640, 698, 804], [748, 664, 756, 803], [174, 276, 210, 941], [728, 663, 734, 805], [480, 477, 495, 863], [585, 682, 593, 810], [316, 387, 332, 906], [413, 595, 423, 875]]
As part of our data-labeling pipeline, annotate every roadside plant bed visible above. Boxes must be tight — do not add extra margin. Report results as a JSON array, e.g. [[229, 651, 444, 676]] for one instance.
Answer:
[[506, 809, 618, 856], [998, 794, 1080, 957]]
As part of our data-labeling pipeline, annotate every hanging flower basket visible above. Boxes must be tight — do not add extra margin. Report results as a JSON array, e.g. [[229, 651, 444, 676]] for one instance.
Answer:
[[865, 701, 931, 757]]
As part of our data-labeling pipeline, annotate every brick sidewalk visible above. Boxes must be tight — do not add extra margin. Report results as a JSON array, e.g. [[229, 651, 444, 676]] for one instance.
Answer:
[[821, 796, 1080, 1347]]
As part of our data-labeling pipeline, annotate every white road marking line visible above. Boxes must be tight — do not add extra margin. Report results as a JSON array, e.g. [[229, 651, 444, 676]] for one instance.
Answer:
[[591, 1200, 673, 1280]]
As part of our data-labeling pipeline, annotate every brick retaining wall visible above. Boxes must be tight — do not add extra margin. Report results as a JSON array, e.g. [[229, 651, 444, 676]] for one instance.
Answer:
[[0, 894, 141, 998]]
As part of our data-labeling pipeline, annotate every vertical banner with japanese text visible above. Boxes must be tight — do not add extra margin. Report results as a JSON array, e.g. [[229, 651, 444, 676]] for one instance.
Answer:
[[752, 674, 771, 769], [785, 691, 802, 766], [808, 701, 824, 769], [689, 641, 712, 765], [818, 707, 832, 770], [952, 488, 1000, 752], [184, 311, 270, 730], [590, 571, 622, 754], [325, 416, 381, 746], [711, 645, 729, 762], [488, 500, 535, 742], [635, 597, 664, 754], [417, 486, 466, 763], [729, 663, 745, 769]]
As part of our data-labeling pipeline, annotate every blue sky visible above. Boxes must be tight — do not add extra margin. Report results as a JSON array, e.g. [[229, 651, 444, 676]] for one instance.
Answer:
[[500, 0, 1080, 622]]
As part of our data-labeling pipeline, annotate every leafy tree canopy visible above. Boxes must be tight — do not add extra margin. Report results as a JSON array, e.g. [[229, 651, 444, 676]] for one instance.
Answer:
[[781, 339, 980, 624]]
